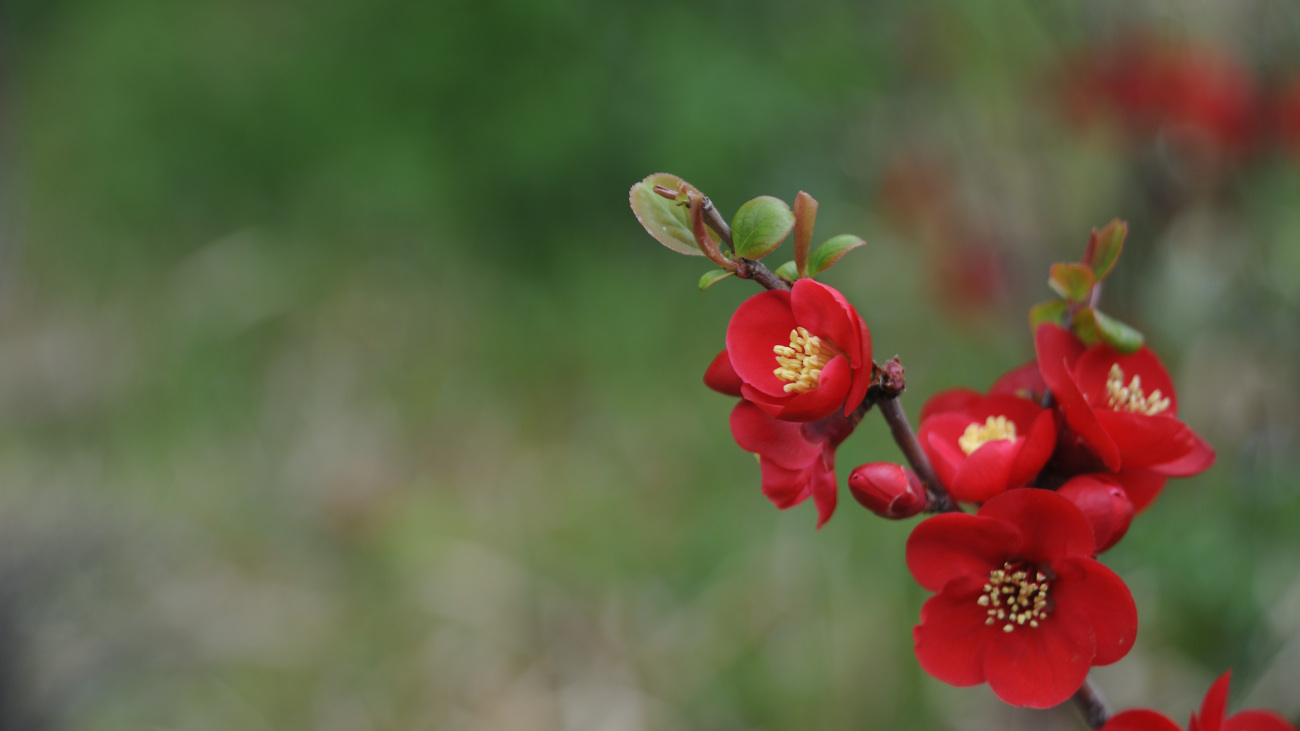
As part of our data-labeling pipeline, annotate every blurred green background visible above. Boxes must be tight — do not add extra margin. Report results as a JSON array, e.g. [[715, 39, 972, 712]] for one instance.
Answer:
[[3, 1, 1300, 729]]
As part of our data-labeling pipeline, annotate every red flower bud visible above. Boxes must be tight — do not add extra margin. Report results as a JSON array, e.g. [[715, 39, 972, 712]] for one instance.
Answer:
[[848, 462, 927, 519], [1057, 474, 1135, 553]]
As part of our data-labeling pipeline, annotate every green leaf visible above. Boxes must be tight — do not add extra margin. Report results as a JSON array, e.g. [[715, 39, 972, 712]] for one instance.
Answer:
[[629, 173, 703, 256], [774, 260, 799, 282], [698, 269, 734, 291], [792, 191, 818, 278], [731, 196, 795, 260], [1048, 263, 1095, 303], [1028, 299, 1069, 331], [1082, 219, 1127, 282], [808, 235, 866, 274], [1075, 308, 1144, 353]]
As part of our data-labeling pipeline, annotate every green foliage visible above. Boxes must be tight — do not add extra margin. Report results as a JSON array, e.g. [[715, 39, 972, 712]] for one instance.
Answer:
[[1048, 262, 1095, 303], [699, 269, 735, 290], [630, 174, 704, 256], [1083, 220, 1127, 282], [731, 196, 795, 260], [1073, 307, 1145, 353], [808, 235, 867, 275], [1028, 299, 1069, 331]]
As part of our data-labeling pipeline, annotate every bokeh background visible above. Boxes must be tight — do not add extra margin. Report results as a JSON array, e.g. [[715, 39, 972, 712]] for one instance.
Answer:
[[3, 1, 1300, 729]]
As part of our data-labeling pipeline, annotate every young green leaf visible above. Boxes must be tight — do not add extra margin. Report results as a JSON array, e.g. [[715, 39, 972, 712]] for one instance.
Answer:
[[792, 191, 818, 278], [774, 260, 799, 282], [808, 235, 866, 274], [731, 196, 795, 260], [1048, 263, 1096, 304], [1082, 219, 1127, 282], [629, 173, 704, 256], [698, 269, 735, 291], [1028, 299, 1069, 331], [1076, 308, 1144, 353]]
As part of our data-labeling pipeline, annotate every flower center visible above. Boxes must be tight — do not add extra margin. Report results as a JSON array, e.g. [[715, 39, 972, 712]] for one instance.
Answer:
[[957, 416, 1018, 456], [773, 327, 836, 393], [1105, 364, 1170, 415], [978, 561, 1050, 633]]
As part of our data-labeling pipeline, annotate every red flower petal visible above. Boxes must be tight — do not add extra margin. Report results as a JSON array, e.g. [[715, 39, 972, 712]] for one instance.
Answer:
[[1075, 345, 1179, 415], [704, 349, 743, 397], [741, 355, 851, 422], [906, 514, 1022, 592], [1222, 711, 1298, 731], [759, 457, 813, 509], [811, 456, 838, 530], [920, 388, 984, 422], [990, 360, 1048, 401], [951, 439, 1019, 503], [912, 574, 997, 686], [726, 289, 797, 398], [982, 598, 1095, 708], [729, 401, 822, 469], [841, 310, 873, 416], [1050, 556, 1138, 665], [1147, 429, 1216, 477], [1096, 411, 1205, 469], [791, 279, 860, 362], [919, 413, 969, 491], [1007, 409, 1057, 488], [1036, 324, 1121, 471], [978, 490, 1096, 564], [1102, 710, 1185, 731], [1115, 468, 1169, 513], [1198, 672, 1232, 731]]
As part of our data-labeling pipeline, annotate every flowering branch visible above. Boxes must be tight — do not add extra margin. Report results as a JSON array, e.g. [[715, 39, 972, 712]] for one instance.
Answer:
[[868, 360, 959, 514]]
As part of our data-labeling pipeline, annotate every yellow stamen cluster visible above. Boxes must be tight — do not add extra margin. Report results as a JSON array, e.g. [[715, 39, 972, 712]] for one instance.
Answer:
[[977, 562, 1050, 633], [958, 416, 1018, 456], [1105, 364, 1170, 415], [773, 327, 832, 393]]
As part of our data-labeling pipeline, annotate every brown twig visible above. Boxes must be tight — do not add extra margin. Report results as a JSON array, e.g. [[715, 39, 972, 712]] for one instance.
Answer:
[[868, 358, 959, 514], [1071, 679, 1110, 729]]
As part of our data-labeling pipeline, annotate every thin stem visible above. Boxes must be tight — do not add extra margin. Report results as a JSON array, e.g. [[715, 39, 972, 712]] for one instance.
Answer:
[[700, 197, 734, 251], [698, 196, 790, 291], [1071, 679, 1110, 729], [875, 396, 957, 514]]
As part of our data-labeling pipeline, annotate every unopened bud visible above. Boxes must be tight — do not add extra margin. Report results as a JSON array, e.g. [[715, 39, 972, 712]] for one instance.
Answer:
[[1057, 474, 1134, 553], [849, 462, 927, 519]]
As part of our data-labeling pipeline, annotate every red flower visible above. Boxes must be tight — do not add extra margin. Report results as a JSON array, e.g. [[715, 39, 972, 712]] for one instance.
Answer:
[[1035, 324, 1215, 490], [848, 462, 927, 519], [1101, 671, 1296, 731], [1059, 37, 1260, 162], [1057, 474, 1134, 553], [729, 400, 853, 528], [917, 390, 1056, 503], [907, 489, 1137, 708], [726, 279, 872, 422], [706, 350, 852, 528]]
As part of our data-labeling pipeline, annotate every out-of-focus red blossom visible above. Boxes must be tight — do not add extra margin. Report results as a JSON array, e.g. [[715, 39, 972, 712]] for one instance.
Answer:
[[1057, 474, 1135, 553], [917, 390, 1056, 503], [726, 279, 872, 422], [931, 240, 1010, 315], [1100, 671, 1297, 731], [1035, 324, 1214, 509], [848, 462, 927, 519], [907, 489, 1137, 708], [706, 351, 851, 528], [1059, 37, 1261, 161]]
